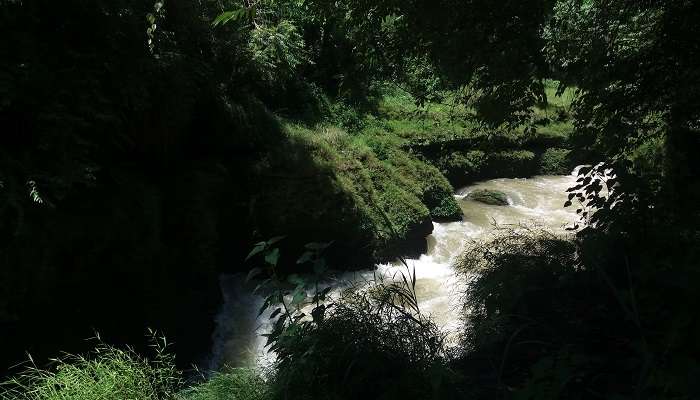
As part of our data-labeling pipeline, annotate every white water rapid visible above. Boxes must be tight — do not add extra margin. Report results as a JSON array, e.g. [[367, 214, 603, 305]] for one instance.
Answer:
[[207, 169, 583, 370]]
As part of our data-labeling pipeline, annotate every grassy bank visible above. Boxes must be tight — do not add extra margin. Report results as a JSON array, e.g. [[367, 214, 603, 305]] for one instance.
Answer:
[[1, 276, 452, 400], [4, 220, 696, 400], [0, 343, 267, 400], [249, 81, 578, 267], [371, 81, 578, 185]]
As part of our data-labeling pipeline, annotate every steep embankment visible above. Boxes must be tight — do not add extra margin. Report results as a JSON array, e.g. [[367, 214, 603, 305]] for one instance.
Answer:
[[249, 123, 461, 268], [245, 83, 578, 269], [379, 82, 579, 187]]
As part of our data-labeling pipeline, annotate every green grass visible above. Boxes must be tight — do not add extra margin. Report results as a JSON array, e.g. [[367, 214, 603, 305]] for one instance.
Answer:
[[362, 81, 576, 147], [181, 369, 268, 400], [289, 121, 462, 229], [249, 81, 578, 266], [1, 340, 181, 400], [369, 87, 481, 144], [250, 119, 461, 264], [357, 82, 577, 187], [1, 345, 268, 400], [1, 280, 454, 400]]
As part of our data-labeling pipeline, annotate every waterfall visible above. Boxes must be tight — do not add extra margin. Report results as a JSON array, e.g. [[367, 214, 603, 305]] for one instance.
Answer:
[[208, 169, 582, 370]]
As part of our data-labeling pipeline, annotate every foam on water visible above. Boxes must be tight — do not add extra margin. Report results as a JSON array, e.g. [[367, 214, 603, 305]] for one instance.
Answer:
[[208, 169, 582, 370]]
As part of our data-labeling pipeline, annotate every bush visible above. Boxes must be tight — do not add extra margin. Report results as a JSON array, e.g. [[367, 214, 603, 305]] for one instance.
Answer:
[[269, 280, 460, 400], [457, 227, 578, 351], [454, 228, 606, 398], [437, 150, 488, 187], [538, 147, 572, 175], [329, 101, 367, 132], [454, 225, 700, 399], [249, 20, 307, 85], [484, 150, 537, 178]]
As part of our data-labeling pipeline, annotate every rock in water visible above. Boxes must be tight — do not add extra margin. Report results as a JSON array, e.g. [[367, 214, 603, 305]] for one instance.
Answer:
[[467, 189, 509, 206]]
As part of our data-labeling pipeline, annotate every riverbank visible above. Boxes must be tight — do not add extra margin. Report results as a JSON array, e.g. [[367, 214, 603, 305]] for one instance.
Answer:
[[249, 81, 580, 269], [0, 171, 585, 400], [0, 77, 580, 377], [210, 170, 583, 370]]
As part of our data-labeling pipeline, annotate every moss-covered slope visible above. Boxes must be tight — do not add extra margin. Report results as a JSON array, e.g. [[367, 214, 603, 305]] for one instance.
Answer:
[[251, 123, 461, 267]]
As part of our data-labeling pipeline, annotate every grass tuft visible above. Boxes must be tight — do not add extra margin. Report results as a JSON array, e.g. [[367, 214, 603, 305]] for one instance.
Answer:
[[181, 368, 268, 400], [1, 336, 181, 400]]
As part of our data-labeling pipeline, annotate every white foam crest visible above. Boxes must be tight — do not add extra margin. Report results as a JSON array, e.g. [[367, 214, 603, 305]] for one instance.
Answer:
[[208, 172, 583, 370]]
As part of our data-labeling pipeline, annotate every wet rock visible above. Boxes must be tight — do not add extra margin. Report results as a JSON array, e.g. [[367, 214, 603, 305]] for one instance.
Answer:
[[467, 189, 509, 206]]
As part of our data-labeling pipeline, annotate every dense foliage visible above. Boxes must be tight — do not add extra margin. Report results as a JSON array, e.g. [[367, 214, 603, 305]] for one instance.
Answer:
[[1, 0, 698, 398]]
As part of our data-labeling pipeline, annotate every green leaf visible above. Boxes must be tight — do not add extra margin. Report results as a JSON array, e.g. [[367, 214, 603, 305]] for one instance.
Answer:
[[291, 289, 307, 307], [253, 279, 272, 294], [314, 287, 333, 303], [311, 304, 326, 323], [265, 248, 280, 266], [258, 297, 273, 316], [212, 10, 238, 27], [246, 267, 263, 282], [297, 251, 313, 264], [245, 244, 266, 261], [293, 313, 306, 322]]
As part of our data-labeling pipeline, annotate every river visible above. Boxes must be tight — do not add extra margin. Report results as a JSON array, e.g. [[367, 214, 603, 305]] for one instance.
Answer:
[[207, 169, 581, 370]]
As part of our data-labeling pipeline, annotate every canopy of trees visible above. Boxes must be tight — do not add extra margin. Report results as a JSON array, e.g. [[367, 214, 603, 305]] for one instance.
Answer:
[[0, 0, 698, 397]]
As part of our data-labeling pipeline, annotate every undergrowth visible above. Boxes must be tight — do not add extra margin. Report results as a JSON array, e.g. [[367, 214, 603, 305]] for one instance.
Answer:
[[0, 334, 181, 400], [455, 223, 700, 399]]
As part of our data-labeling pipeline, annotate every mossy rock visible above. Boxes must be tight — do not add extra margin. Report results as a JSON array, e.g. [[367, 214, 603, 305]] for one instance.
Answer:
[[467, 189, 509, 206]]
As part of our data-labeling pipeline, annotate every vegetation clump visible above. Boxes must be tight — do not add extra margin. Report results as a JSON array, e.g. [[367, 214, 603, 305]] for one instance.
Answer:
[[538, 147, 573, 175], [181, 368, 268, 400], [2, 0, 699, 398], [269, 290, 455, 400], [0, 336, 181, 400]]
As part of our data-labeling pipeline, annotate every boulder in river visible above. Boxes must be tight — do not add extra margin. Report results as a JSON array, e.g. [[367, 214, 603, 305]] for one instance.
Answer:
[[467, 189, 509, 206]]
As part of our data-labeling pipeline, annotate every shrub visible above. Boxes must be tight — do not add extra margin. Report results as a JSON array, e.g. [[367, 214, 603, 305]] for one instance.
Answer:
[[453, 225, 699, 399], [436, 150, 487, 187], [329, 101, 367, 132], [454, 228, 600, 398], [456, 227, 579, 350], [484, 150, 537, 178], [269, 278, 460, 400], [539, 147, 572, 175], [249, 20, 307, 85]]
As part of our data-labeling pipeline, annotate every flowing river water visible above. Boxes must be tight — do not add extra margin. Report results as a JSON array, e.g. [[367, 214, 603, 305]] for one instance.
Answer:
[[207, 169, 582, 370]]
